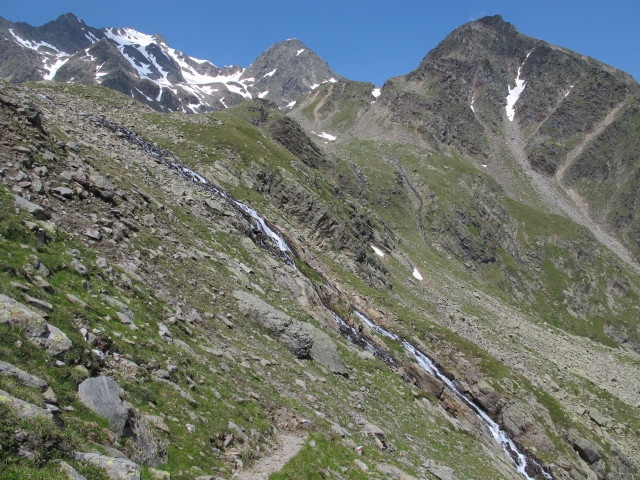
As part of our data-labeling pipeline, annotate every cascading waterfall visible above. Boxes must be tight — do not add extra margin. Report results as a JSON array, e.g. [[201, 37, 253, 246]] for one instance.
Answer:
[[91, 115, 295, 266], [94, 113, 550, 479], [349, 311, 551, 480]]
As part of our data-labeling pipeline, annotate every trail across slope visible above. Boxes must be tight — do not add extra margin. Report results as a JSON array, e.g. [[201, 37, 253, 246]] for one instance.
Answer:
[[232, 433, 306, 480]]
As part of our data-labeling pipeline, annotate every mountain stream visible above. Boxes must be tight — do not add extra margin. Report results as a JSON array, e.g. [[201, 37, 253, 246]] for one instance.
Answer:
[[352, 311, 551, 480], [98, 114, 550, 479]]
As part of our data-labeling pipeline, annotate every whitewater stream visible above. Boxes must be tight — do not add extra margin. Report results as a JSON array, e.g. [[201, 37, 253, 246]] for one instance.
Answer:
[[352, 311, 551, 480], [92, 115, 295, 266], [98, 114, 549, 479]]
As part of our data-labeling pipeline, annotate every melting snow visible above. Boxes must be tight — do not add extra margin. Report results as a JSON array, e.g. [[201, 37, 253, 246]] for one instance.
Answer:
[[219, 97, 228, 109], [134, 88, 154, 102], [286, 101, 297, 109], [263, 68, 277, 78], [371, 245, 385, 258], [505, 69, 526, 121], [104, 27, 156, 47], [44, 57, 69, 80], [311, 78, 338, 91], [199, 85, 219, 95], [95, 63, 109, 83], [296, 49, 305, 56], [84, 31, 100, 43], [258, 91, 269, 98], [9, 28, 71, 80], [226, 82, 252, 99], [9, 29, 63, 53], [372, 88, 381, 98], [505, 50, 534, 122], [317, 132, 337, 141], [412, 268, 423, 281]]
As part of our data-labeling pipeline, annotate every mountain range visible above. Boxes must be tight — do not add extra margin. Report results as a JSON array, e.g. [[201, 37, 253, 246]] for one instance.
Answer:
[[0, 13, 340, 112], [0, 12, 639, 480]]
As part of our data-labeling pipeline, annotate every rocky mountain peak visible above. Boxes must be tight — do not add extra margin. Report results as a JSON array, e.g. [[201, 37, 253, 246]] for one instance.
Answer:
[[241, 38, 341, 109], [0, 14, 344, 113], [24, 12, 102, 54]]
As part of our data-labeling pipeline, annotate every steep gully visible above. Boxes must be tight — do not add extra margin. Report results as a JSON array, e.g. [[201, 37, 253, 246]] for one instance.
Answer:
[[387, 156, 427, 243], [504, 91, 638, 272], [98, 115, 551, 479]]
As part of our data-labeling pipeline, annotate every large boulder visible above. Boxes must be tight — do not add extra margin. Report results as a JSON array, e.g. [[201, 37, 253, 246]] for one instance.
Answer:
[[77, 377, 167, 466], [73, 452, 141, 480], [233, 290, 313, 358], [0, 294, 72, 356], [0, 388, 53, 420], [13, 195, 51, 220], [0, 360, 48, 391], [307, 325, 347, 374], [78, 376, 129, 436]]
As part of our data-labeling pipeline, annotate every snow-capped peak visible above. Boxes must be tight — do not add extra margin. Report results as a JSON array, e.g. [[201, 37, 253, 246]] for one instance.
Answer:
[[104, 27, 157, 47]]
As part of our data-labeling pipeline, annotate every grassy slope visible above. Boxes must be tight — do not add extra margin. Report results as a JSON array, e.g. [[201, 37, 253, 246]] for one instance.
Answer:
[[0, 81, 531, 479]]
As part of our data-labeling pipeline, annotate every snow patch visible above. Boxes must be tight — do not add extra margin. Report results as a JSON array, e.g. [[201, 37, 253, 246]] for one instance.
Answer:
[[9, 29, 64, 54], [84, 31, 100, 43], [134, 88, 154, 102], [564, 85, 574, 97], [263, 68, 277, 78], [372, 88, 381, 98], [505, 69, 526, 121], [296, 49, 305, 56], [104, 27, 155, 47], [286, 101, 297, 109], [258, 91, 269, 99], [219, 97, 228, 109], [371, 245, 385, 258], [317, 132, 337, 141], [44, 57, 69, 80], [226, 82, 252, 99], [505, 50, 534, 122], [412, 268, 423, 281]]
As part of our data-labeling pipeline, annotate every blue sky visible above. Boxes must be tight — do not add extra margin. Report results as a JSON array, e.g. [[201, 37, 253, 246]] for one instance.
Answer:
[[2, 0, 638, 85]]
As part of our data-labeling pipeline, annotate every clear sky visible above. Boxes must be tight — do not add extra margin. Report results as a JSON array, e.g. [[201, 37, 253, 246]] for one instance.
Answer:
[[2, 0, 638, 86]]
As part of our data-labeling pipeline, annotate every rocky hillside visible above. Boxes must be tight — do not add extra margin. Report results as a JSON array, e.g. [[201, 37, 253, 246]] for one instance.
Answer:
[[0, 13, 639, 480], [0, 13, 340, 114], [291, 15, 640, 262]]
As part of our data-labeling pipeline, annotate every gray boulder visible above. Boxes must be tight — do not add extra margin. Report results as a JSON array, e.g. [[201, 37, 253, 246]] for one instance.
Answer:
[[0, 360, 49, 391], [233, 290, 313, 358], [0, 294, 72, 356], [78, 376, 129, 436], [73, 452, 140, 480], [0, 388, 52, 420], [572, 437, 601, 464], [78, 377, 167, 466], [13, 195, 50, 220], [58, 460, 87, 480], [307, 325, 347, 374]]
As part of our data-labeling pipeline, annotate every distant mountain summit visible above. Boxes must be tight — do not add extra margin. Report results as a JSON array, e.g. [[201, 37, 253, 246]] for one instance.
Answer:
[[241, 38, 340, 109], [0, 13, 341, 113]]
